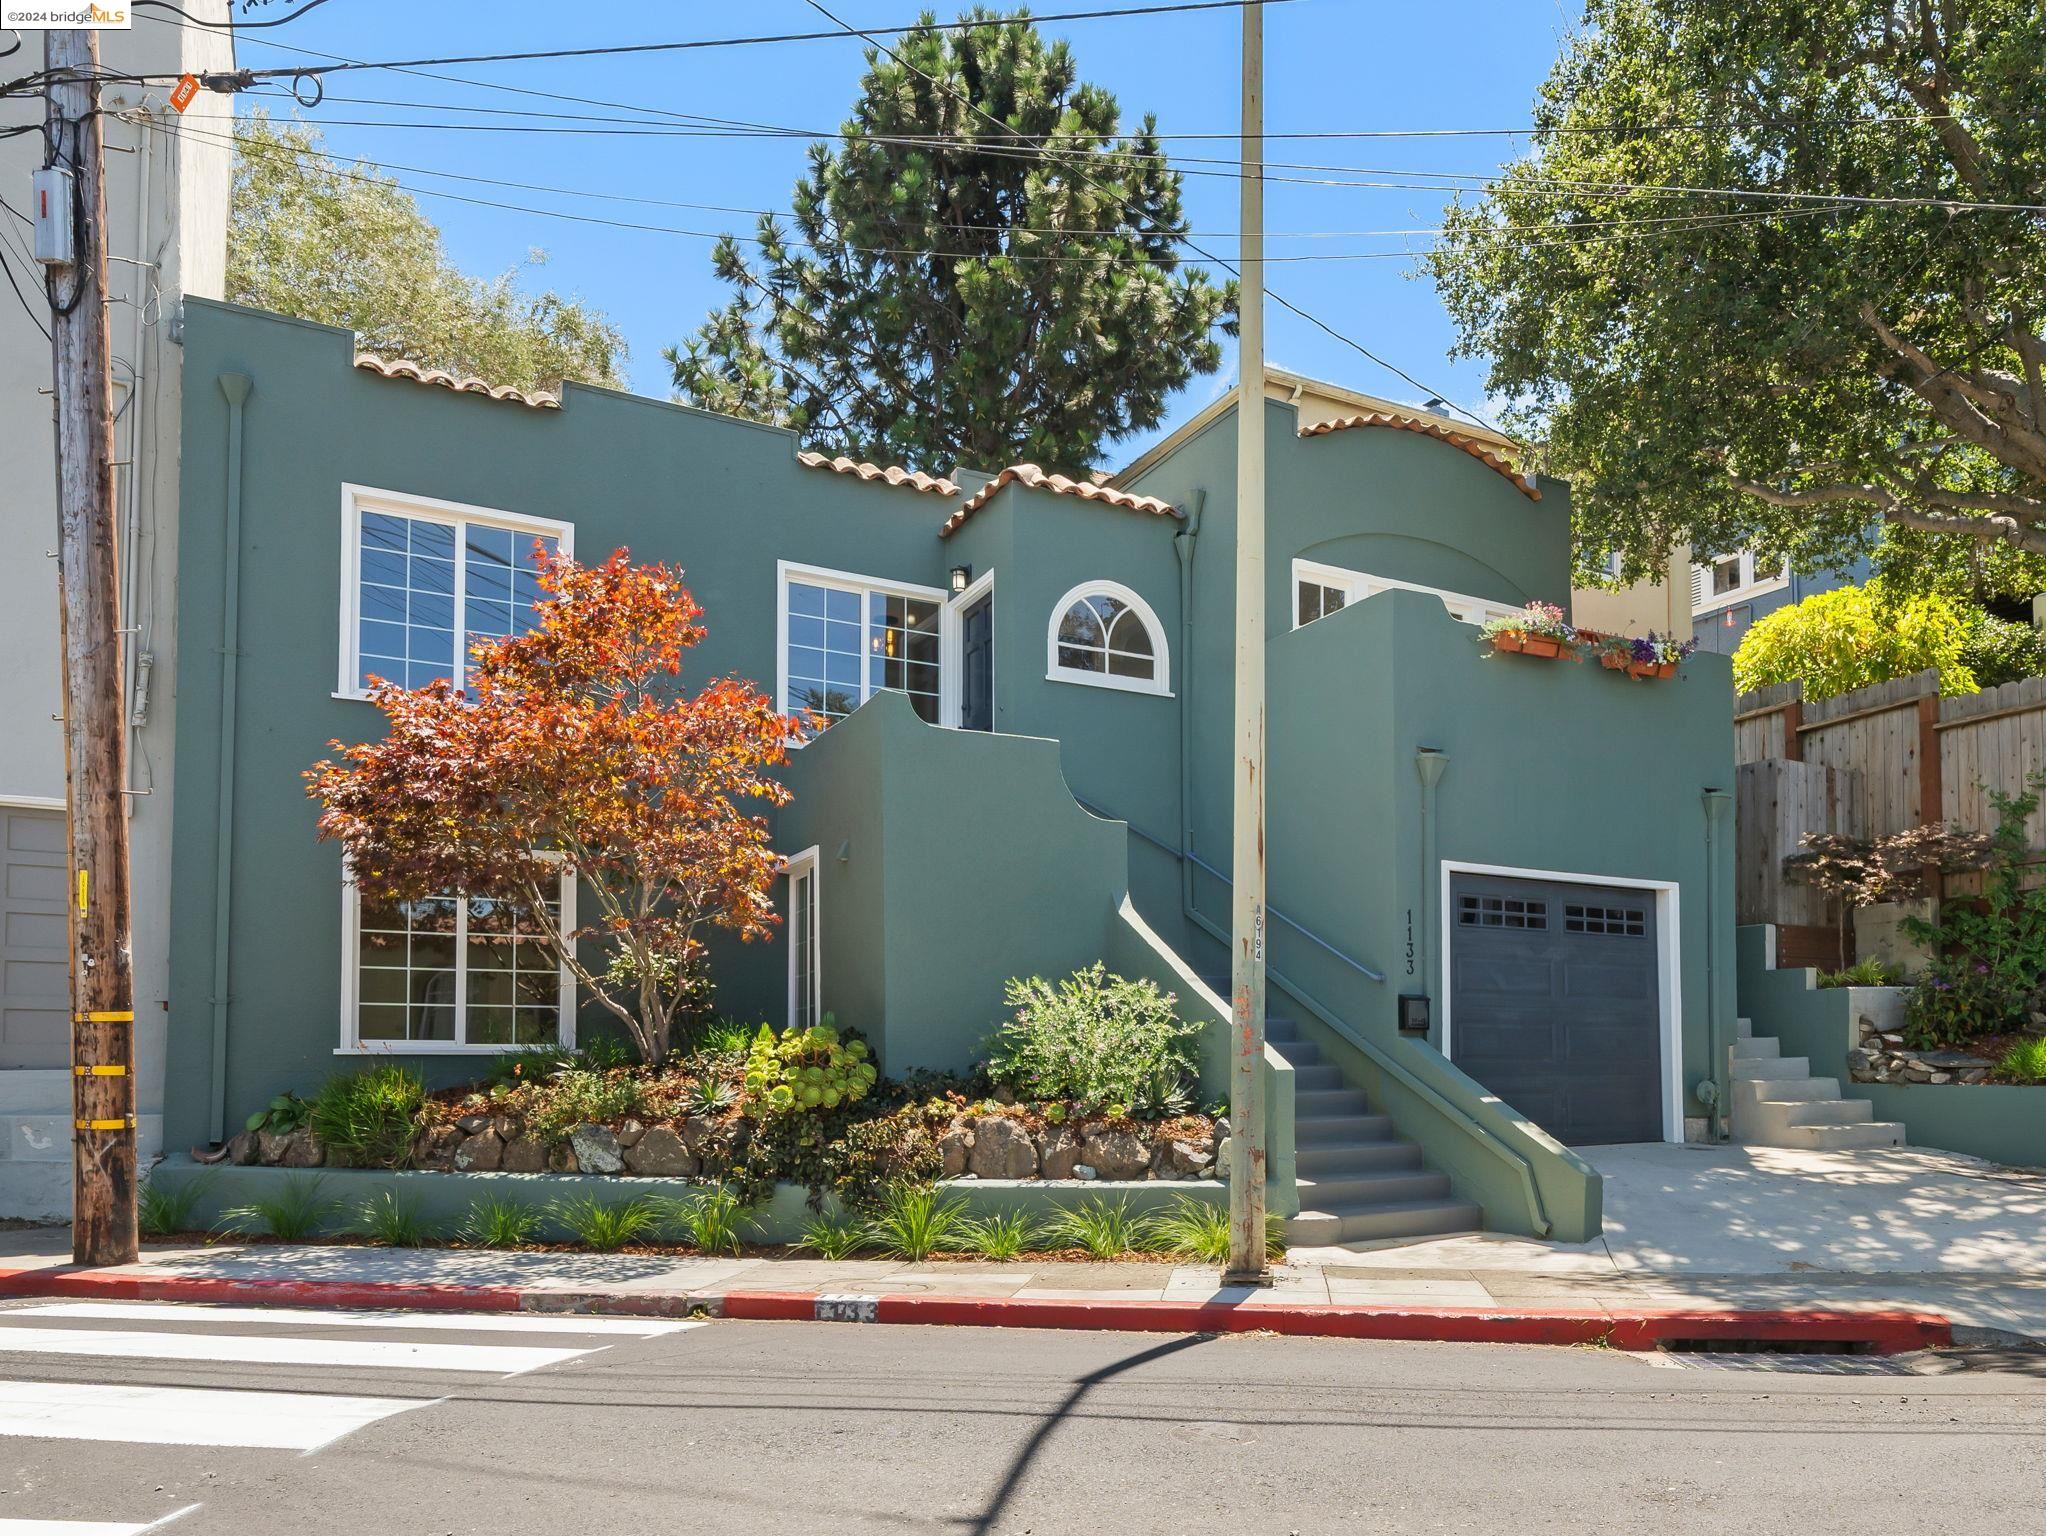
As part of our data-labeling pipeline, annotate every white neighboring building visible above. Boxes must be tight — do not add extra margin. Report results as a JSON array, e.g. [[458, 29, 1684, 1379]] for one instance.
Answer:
[[0, 10, 234, 1217]]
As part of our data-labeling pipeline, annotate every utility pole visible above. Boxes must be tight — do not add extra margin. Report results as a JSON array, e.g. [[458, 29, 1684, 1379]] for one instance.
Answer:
[[44, 28, 139, 1268], [1225, 0, 1268, 1284]]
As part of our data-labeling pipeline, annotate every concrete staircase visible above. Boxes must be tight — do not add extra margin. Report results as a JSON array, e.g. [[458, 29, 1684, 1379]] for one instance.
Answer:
[[1727, 1017, 1905, 1150], [1266, 1012, 1482, 1245]]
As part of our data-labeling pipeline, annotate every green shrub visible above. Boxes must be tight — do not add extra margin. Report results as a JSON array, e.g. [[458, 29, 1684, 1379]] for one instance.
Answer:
[[799, 1210, 870, 1260], [1817, 958, 1903, 988], [1958, 614, 2046, 689], [988, 964, 1201, 1115], [1903, 771, 2046, 1048], [219, 1174, 343, 1240], [687, 1018, 757, 1056], [1996, 1037, 2046, 1084], [865, 1183, 967, 1261], [960, 1209, 1039, 1261], [1732, 583, 1983, 701], [743, 1017, 877, 1115], [1045, 1194, 1147, 1259], [826, 1111, 943, 1214], [478, 1046, 582, 1091], [458, 1194, 541, 1249], [309, 1064, 426, 1168], [356, 1190, 432, 1247], [549, 1194, 661, 1251], [137, 1173, 206, 1236], [1142, 1196, 1288, 1264], [244, 1092, 310, 1137], [657, 1184, 752, 1256], [526, 1068, 645, 1145]]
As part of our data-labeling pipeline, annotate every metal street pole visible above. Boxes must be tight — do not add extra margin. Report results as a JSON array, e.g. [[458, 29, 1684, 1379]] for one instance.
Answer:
[[44, 28, 139, 1267], [1225, 0, 1268, 1284]]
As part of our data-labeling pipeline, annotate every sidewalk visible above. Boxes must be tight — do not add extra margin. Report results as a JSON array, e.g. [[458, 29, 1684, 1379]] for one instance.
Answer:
[[0, 1225, 2002, 1353]]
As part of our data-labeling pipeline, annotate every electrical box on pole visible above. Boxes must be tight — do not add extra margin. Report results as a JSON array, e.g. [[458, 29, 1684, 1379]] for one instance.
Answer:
[[32, 167, 75, 266]]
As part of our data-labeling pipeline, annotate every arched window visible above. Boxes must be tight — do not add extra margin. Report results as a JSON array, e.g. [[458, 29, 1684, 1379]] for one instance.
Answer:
[[1046, 581, 1170, 696]]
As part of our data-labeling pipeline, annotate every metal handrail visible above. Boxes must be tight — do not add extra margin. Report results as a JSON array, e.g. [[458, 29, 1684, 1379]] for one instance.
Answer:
[[1075, 792, 1555, 1237], [1073, 797, 1386, 985]]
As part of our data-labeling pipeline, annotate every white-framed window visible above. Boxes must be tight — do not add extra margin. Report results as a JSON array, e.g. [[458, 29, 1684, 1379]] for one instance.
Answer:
[[339, 863, 577, 1054], [1291, 558, 1522, 629], [1045, 581, 1170, 696], [777, 561, 946, 731], [338, 484, 573, 698], [1691, 550, 1788, 614], [785, 846, 821, 1032]]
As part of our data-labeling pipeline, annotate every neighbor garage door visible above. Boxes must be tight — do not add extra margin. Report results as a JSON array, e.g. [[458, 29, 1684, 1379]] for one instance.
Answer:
[[1, 806, 69, 1069], [1447, 872, 1662, 1145]]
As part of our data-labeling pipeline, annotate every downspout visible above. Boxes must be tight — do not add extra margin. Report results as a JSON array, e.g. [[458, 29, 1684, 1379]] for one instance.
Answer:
[[1173, 489, 1205, 920], [1702, 787, 1732, 1139], [207, 373, 251, 1144], [1416, 749, 1448, 1032]]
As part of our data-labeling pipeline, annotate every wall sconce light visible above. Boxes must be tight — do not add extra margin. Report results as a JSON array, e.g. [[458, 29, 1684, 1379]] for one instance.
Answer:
[[949, 564, 973, 595], [1397, 994, 1432, 1036]]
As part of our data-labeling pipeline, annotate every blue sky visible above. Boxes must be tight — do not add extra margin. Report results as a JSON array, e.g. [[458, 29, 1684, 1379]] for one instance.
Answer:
[[207, 0, 1579, 463]]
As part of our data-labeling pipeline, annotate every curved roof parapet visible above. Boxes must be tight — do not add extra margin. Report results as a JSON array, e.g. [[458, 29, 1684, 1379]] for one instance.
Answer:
[[1300, 412, 1541, 501], [352, 352, 562, 409], [940, 462, 1182, 538], [794, 450, 960, 497]]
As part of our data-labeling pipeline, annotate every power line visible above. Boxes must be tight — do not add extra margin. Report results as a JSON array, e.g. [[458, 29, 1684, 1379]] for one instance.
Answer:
[[133, 0, 339, 27]]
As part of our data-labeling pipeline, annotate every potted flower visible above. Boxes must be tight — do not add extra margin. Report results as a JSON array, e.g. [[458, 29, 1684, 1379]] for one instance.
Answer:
[[1589, 633, 1634, 672], [1622, 632, 1697, 680], [1480, 601, 1582, 661]]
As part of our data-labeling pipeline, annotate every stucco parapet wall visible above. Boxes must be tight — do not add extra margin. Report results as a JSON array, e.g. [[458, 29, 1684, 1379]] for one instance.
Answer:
[[352, 352, 562, 409], [939, 462, 1183, 538], [795, 451, 960, 496], [1299, 412, 1541, 501]]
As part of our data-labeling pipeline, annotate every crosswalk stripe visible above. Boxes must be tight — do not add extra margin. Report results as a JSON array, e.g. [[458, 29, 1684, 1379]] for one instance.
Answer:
[[0, 1326, 587, 1376], [0, 1380, 422, 1451], [12, 1302, 704, 1338]]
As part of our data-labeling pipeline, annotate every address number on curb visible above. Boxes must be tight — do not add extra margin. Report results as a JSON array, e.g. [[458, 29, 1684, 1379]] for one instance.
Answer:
[[814, 1294, 880, 1323]]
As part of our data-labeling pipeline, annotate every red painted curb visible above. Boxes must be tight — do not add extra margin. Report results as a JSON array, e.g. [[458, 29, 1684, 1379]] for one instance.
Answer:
[[0, 1266, 522, 1314], [0, 1268, 1954, 1353]]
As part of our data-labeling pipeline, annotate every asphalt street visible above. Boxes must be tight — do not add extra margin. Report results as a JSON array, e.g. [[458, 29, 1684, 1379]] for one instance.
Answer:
[[0, 1298, 2039, 1535]]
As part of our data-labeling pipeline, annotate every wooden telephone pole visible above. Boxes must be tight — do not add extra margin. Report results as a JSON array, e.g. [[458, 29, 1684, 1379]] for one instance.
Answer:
[[44, 28, 139, 1268], [1224, 0, 1269, 1284]]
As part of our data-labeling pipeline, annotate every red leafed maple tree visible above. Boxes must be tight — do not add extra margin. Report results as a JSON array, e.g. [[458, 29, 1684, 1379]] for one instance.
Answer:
[[307, 549, 799, 1063]]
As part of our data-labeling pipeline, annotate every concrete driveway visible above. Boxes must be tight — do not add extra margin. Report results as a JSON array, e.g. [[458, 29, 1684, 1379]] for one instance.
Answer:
[[1292, 1142, 2046, 1338]]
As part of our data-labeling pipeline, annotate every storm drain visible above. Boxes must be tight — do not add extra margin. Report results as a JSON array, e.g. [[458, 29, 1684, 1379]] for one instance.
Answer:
[[1653, 1350, 1921, 1375]]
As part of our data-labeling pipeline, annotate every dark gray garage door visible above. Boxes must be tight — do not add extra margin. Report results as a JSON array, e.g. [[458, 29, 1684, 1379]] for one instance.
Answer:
[[1, 806, 69, 1069], [1447, 872, 1662, 1145]]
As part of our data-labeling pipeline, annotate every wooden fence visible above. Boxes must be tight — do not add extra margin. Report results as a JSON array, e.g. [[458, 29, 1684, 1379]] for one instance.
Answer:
[[1733, 670, 2046, 955]]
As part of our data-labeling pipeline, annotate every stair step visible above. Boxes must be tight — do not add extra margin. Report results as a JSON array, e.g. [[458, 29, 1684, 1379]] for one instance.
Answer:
[[1289, 1198, 1484, 1246], [1293, 1113, 1394, 1145], [1295, 1141, 1421, 1176], [1732, 1053, 1809, 1081], [1293, 1087, 1372, 1116], [1296, 1169, 1452, 1209], [1784, 1099, 1875, 1127], [1782, 1121, 1907, 1150], [1730, 1076, 1841, 1105], [1734, 1017, 1754, 1040], [1729, 1037, 1780, 1062], [1289, 1063, 1344, 1090], [1275, 1040, 1321, 1068]]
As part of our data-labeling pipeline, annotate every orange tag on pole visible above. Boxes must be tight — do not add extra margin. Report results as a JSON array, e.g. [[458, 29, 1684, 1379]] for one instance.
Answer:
[[170, 75, 200, 113]]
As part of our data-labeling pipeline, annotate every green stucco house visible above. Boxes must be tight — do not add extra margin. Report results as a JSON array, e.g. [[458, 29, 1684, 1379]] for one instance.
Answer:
[[164, 299, 1739, 1244]]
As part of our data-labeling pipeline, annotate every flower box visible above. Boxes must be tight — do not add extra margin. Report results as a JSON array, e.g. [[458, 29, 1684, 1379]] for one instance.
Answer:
[[1627, 660, 1677, 680], [1493, 631, 1566, 659]]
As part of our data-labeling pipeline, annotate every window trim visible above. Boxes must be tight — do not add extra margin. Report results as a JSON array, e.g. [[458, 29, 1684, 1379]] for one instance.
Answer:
[[784, 845, 821, 1032], [1044, 580, 1172, 697], [336, 483, 574, 703], [775, 559, 950, 734], [337, 859, 579, 1056], [1691, 550, 1788, 616], [1292, 557, 1523, 630]]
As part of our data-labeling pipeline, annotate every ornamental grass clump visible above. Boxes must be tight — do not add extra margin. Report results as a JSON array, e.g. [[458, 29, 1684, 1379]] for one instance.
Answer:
[[549, 1194, 661, 1251], [1045, 1194, 1148, 1259], [1142, 1195, 1289, 1264], [137, 1174, 207, 1237], [865, 1183, 968, 1262], [219, 1174, 344, 1241], [987, 964, 1201, 1116], [308, 1063, 425, 1168], [656, 1184, 753, 1256], [458, 1194, 541, 1249]]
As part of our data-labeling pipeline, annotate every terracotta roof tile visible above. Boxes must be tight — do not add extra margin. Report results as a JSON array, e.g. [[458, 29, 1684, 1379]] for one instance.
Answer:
[[1300, 412, 1540, 501], [795, 451, 959, 497], [353, 353, 560, 409], [940, 463, 1181, 538]]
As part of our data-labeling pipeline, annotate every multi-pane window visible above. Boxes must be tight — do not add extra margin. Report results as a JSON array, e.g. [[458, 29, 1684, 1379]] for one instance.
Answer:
[[1691, 550, 1789, 614], [1565, 903, 1646, 937], [1458, 894, 1548, 930], [781, 570, 943, 729], [348, 492, 567, 694], [1297, 580, 1347, 627], [351, 870, 572, 1049], [1045, 582, 1168, 695]]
